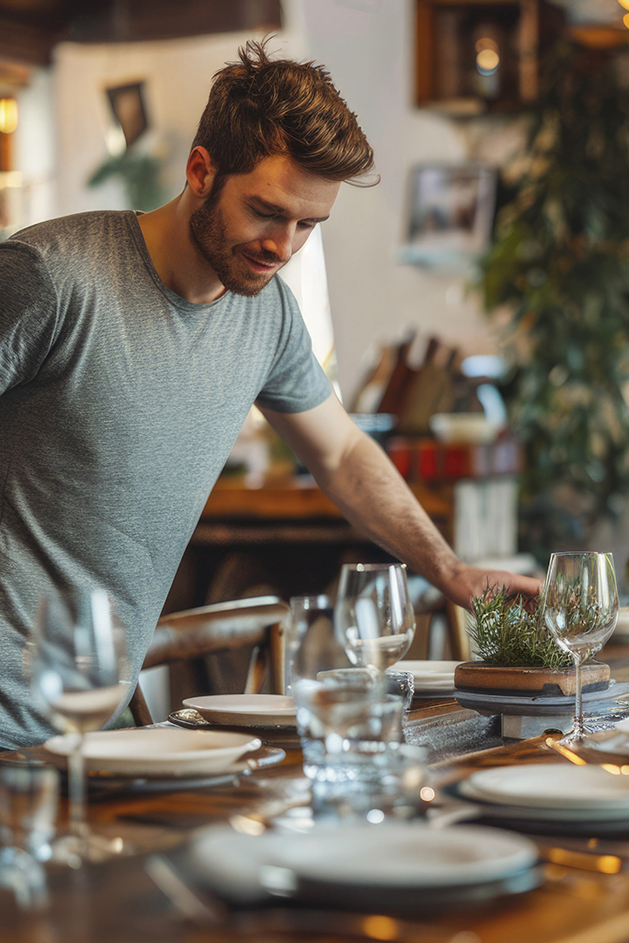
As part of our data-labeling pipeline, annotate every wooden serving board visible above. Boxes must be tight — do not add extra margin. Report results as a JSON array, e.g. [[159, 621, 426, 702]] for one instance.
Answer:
[[454, 660, 610, 697]]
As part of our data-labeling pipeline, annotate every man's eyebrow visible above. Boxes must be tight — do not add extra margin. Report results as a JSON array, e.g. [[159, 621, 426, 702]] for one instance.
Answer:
[[247, 195, 329, 223]]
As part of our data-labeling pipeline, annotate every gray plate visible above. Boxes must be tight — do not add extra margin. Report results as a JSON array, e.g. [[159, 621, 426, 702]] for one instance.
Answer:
[[454, 680, 629, 716]]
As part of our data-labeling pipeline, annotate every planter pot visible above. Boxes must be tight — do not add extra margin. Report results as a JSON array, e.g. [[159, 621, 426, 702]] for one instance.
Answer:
[[454, 661, 610, 698]]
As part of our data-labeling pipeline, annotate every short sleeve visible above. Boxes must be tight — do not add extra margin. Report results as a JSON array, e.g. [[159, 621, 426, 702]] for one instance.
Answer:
[[0, 241, 59, 393], [255, 278, 332, 414]]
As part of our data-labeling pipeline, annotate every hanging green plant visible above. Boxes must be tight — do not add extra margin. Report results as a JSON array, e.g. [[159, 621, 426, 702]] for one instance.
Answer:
[[476, 42, 629, 551], [87, 149, 165, 212]]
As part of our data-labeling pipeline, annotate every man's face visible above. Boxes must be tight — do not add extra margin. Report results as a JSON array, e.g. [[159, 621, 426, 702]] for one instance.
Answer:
[[189, 154, 340, 297]]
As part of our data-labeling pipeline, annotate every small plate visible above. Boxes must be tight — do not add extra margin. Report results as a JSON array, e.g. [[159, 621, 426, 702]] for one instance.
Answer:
[[183, 694, 297, 728], [44, 728, 260, 778], [460, 764, 629, 811]]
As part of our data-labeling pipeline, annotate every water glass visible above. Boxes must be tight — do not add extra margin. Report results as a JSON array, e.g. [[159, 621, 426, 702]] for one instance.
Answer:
[[317, 667, 415, 711], [293, 673, 424, 820], [286, 595, 349, 694], [310, 742, 429, 822], [0, 763, 58, 862], [0, 763, 59, 910]]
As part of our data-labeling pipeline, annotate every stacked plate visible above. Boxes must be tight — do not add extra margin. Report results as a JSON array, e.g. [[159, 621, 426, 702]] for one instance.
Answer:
[[457, 763, 629, 833], [177, 820, 540, 913], [392, 661, 461, 697], [44, 727, 261, 778]]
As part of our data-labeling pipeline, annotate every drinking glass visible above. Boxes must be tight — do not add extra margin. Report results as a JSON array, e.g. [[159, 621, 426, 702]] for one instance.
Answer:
[[30, 588, 131, 860], [293, 674, 428, 821], [541, 551, 619, 743], [0, 762, 59, 911], [285, 595, 342, 695], [335, 563, 416, 677]]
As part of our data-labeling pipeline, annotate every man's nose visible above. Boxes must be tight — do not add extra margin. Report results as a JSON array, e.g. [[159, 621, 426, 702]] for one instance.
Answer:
[[261, 229, 293, 263]]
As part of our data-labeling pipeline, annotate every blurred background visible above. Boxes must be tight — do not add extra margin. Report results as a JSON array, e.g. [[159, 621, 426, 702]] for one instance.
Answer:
[[3, 0, 629, 632]]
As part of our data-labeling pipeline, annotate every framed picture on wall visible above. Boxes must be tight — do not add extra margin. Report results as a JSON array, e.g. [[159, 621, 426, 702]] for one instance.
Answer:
[[400, 163, 497, 268], [106, 81, 148, 148]]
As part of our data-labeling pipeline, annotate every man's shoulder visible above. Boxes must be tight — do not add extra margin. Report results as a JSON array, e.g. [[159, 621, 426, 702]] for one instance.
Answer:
[[9, 210, 134, 254]]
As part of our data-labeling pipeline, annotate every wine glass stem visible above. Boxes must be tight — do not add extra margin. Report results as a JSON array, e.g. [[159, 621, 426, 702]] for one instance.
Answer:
[[573, 657, 584, 742], [68, 734, 88, 846]]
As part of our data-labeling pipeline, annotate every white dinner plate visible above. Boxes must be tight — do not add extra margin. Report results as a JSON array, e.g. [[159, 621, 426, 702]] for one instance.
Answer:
[[182, 694, 297, 728], [461, 764, 629, 811], [392, 660, 461, 692], [457, 780, 629, 822], [44, 728, 260, 777], [584, 718, 629, 757], [272, 822, 537, 887], [189, 821, 537, 894]]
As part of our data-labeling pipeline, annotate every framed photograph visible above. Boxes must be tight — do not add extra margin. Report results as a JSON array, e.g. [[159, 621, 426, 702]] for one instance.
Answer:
[[106, 81, 148, 148], [400, 163, 497, 268]]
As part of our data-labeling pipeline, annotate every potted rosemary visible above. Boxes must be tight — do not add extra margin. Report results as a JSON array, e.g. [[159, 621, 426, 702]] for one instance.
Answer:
[[454, 587, 610, 697]]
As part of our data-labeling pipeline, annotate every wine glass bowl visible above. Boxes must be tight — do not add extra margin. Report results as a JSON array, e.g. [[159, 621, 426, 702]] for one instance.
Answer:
[[335, 563, 416, 675], [541, 551, 619, 743]]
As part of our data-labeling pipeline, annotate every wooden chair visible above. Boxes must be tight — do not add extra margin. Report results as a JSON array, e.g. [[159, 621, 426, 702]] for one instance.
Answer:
[[129, 595, 290, 725]]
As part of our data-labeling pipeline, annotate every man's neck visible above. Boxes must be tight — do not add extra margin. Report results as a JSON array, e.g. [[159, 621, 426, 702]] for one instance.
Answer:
[[137, 196, 227, 305]]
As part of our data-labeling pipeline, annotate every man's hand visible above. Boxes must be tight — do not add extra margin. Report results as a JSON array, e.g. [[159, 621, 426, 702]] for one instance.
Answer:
[[444, 563, 543, 611]]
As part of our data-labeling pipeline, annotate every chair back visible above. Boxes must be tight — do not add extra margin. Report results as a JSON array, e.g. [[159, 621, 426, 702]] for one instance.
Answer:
[[129, 596, 289, 725]]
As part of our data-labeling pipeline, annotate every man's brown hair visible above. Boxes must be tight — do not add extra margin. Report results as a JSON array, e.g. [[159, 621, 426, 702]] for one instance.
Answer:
[[191, 39, 375, 184]]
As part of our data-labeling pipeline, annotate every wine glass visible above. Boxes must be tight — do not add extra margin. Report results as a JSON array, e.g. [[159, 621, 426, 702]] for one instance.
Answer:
[[30, 587, 131, 861], [335, 563, 416, 679], [541, 551, 619, 744]]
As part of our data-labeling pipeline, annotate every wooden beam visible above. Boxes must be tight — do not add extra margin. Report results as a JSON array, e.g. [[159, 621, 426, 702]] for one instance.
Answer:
[[67, 0, 282, 44], [0, 15, 56, 64]]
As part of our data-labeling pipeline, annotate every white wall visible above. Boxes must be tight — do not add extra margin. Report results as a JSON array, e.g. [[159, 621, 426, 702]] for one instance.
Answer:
[[53, 31, 273, 214], [4, 67, 58, 235], [292, 0, 528, 398], [50, 0, 526, 400]]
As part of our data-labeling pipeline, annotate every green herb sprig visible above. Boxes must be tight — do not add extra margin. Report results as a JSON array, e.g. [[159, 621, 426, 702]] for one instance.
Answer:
[[467, 586, 576, 669]]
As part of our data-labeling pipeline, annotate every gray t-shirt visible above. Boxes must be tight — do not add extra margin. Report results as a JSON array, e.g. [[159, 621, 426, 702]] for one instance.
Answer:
[[0, 210, 331, 747]]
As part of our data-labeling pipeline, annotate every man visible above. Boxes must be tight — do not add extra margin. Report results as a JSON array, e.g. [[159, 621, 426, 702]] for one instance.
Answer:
[[0, 41, 540, 748]]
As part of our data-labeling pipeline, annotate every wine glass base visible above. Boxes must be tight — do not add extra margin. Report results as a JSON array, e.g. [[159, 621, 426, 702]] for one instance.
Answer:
[[559, 729, 586, 748], [50, 831, 135, 866]]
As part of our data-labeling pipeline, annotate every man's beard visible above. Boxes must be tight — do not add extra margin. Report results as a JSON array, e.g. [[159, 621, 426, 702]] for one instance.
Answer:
[[189, 189, 278, 298]]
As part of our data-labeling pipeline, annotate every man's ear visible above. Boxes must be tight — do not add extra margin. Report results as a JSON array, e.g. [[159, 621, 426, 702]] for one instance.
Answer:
[[185, 146, 217, 198]]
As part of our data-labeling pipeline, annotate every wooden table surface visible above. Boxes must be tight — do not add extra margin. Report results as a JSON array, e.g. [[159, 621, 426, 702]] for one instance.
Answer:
[[4, 689, 629, 943]]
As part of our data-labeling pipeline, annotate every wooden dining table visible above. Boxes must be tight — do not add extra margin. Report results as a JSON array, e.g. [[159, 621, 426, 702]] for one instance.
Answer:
[[4, 669, 629, 943]]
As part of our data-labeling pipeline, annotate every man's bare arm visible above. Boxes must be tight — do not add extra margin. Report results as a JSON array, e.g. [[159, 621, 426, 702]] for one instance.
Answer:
[[260, 394, 542, 610]]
